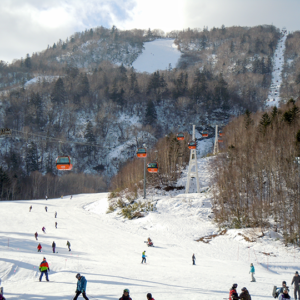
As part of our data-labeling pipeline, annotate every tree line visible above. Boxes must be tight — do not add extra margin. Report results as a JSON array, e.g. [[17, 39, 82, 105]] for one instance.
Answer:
[[212, 99, 300, 244]]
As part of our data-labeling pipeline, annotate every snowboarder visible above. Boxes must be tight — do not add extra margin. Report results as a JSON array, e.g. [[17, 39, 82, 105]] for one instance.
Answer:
[[74, 273, 89, 300], [141, 251, 146, 264], [192, 253, 196, 265], [42, 227, 46, 233], [55, 211, 57, 218], [280, 288, 291, 299], [39, 257, 50, 282], [52, 241, 56, 253], [37, 243, 42, 252], [45, 195, 48, 201], [250, 263, 256, 282], [45, 206, 47, 212], [29, 205, 32, 212], [70, 195, 73, 199], [239, 287, 251, 300], [55, 222, 57, 229], [229, 283, 239, 300], [146, 237, 153, 247], [291, 271, 300, 299], [147, 293, 155, 300], [67, 241, 71, 251], [119, 288, 132, 300], [34, 232, 38, 240]]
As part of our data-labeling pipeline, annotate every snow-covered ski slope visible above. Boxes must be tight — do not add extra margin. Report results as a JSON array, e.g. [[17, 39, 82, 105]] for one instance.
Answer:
[[266, 28, 287, 107], [132, 39, 181, 73], [1, 156, 300, 299]]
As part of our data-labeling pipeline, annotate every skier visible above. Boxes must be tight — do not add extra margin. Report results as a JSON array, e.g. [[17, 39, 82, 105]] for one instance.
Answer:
[[70, 195, 72, 199], [280, 288, 291, 299], [45, 206, 47, 212], [74, 273, 89, 300], [37, 243, 42, 252], [45, 195, 48, 201], [34, 232, 38, 240], [147, 293, 155, 300], [55, 222, 57, 229], [250, 263, 256, 282], [42, 227, 46, 233], [229, 283, 239, 300], [55, 211, 57, 218], [67, 241, 71, 251], [29, 205, 32, 212], [239, 287, 251, 300], [141, 251, 146, 264], [291, 271, 300, 300], [39, 257, 50, 282], [52, 241, 56, 253], [192, 253, 196, 265], [119, 288, 132, 300]]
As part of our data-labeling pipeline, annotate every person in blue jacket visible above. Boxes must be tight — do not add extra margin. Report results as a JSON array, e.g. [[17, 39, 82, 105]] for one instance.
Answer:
[[74, 273, 89, 300], [250, 263, 256, 282]]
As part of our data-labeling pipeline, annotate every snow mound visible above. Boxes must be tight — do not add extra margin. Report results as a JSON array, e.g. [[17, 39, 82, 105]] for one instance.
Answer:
[[132, 39, 181, 73]]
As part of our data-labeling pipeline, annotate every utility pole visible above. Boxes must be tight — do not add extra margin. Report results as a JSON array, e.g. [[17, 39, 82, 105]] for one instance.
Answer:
[[143, 144, 146, 199], [185, 125, 200, 193], [213, 125, 219, 155]]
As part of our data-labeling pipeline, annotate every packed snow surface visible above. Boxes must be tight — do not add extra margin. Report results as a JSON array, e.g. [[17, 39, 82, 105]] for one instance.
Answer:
[[266, 28, 287, 107], [1, 156, 300, 299], [132, 39, 181, 73]]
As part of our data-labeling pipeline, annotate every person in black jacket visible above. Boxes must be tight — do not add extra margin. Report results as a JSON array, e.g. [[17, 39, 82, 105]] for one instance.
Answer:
[[52, 241, 56, 253], [119, 289, 132, 300], [192, 253, 196, 265], [292, 271, 300, 299]]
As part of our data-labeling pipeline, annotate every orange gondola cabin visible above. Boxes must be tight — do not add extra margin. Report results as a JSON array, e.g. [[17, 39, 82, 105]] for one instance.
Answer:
[[136, 148, 147, 158], [218, 139, 223, 143], [177, 132, 185, 141], [56, 156, 73, 170], [202, 131, 208, 138], [219, 130, 224, 137], [188, 141, 197, 149], [147, 162, 158, 173]]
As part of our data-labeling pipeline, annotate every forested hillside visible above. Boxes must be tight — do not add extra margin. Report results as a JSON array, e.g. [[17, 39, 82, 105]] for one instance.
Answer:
[[212, 99, 300, 243], [0, 24, 286, 200]]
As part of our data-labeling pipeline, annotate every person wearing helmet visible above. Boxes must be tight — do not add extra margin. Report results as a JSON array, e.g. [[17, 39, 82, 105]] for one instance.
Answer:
[[147, 292, 155, 300], [74, 273, 89, 300], [119, 288, 132, 300], [39, 257, 50, 282], [141, 251, 146, 264], [239, 287, 251, 300], [229, 283, 239, 300]]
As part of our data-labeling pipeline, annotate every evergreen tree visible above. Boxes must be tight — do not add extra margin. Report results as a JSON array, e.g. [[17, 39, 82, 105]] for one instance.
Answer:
[[51, 78, 66, 104], [259, 112, 271, 134], [24, 54, 32, 68], [144, 100, 157, 125], [26, 142, 39, 174], [0, 167, 11, 200], [78, 73, 90, 97], [84, 121, 96, 157], [230, 41, 235, 53], [214, 73, 229, 109], [244, 109, 253, 129]]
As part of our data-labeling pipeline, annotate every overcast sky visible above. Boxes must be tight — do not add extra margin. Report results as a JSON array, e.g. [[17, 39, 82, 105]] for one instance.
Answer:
[[1, 0, 300, 63]]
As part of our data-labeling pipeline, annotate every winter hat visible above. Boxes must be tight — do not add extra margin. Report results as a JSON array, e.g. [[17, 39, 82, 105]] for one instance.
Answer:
[[232, 283, 238, 289], [76, 273, 81, 279], [296, 271, 299, 274], [241, 287, 247, 291], [283, 281, 287, 284], [147, 293, 152, 299], [43, 257, 46, 260], [124, 288, 130, 294]]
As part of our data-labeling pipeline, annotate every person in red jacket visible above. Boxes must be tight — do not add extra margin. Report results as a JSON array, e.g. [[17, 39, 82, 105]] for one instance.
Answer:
[[37, 243, 42, 252], [229, 283, 239, 300], [147, 293, 155, 300]]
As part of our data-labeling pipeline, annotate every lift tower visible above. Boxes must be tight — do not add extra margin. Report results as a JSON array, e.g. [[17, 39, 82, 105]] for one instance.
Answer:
[[185, 125, 200, 193]]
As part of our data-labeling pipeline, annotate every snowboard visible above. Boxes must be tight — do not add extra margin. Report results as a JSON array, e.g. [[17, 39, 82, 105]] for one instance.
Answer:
[[272, 286, 278, 298]]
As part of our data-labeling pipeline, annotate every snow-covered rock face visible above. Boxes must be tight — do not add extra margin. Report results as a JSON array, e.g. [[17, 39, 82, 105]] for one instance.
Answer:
[[266, 28, 287, 108], [132, 39, 181, 73]]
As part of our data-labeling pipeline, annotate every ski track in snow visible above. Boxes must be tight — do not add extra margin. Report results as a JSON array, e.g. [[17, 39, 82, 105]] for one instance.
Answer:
[[1, 142, 300, 299], [132, 39, 181, 73], [266, 28, 287, 108]]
